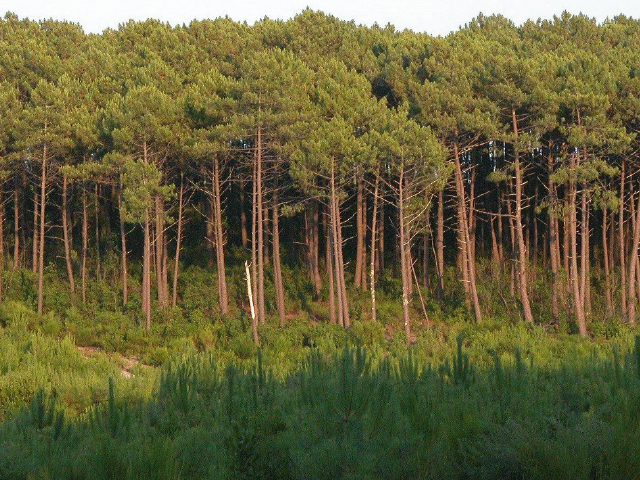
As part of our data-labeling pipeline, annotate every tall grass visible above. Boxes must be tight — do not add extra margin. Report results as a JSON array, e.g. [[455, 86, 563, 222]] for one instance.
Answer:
[[2, 334, 640, 479]]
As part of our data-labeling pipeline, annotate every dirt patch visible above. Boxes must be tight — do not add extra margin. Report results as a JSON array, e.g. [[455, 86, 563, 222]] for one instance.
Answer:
[[77, 345, 145, 379]]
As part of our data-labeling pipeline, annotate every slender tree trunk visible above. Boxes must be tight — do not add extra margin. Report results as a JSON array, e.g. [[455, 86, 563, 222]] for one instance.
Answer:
[[423, 231, 428, 290], [311, 201, 322, 295], [491, 216, 500, 266], [172, 172, 184, 308], [627, 182, 640, 325], [399, 166, 412, 343], [370, 168, 380, 321], [355, 176, 364, 289], [362, 193, 368, 290], [569, 153, 587, 336], [436, 188, 445, 300], [251, 160, 258, 322], [143, 208, 151, 329], [213, 158, 229, 315], [453, 142, 482, 322], [94, 184, 101, 281], [37, 143, 47, 315], [245, 261, 259, 345], [118, 177, 127, 307], [305, 201, 322, 296], [378, 192, 384, 274], [155, 195, 164, 306], [512, 109, 534, 323], [81, 187, 88, 304], [142, 142, 152, 329], [507, 183, 516, 298], [272, 200, 286, 327], [547, 151, 559, 322], [240, 180, 248, 249], [533, 185, 539, 262], [603, 208, 612, 314], [580, 190, 591, 316], [12, 182, 19, 270], [0, 186, 4, 302], [32, 191, 38, 274], [498, 191, 505, 267], [331, 158, 349, 328], [326, 202, 336, 324], [62, 174, 75, 293], [256, 125, 266, 325], [620, 159, 627, 318], [468, 167, 477, 265]]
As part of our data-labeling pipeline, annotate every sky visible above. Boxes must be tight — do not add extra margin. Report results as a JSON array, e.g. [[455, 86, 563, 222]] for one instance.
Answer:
[[3, 0, 640, 36]]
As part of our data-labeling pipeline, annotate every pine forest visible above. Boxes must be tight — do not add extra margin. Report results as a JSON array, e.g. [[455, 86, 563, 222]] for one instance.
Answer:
[[2, 9, 640, 479]]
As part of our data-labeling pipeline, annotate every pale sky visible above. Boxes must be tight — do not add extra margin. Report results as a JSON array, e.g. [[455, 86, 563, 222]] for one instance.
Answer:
[[3, 0, 640, 36]]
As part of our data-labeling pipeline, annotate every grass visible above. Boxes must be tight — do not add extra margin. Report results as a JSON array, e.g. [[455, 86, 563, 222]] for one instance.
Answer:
[[1, 259, 640, 478]]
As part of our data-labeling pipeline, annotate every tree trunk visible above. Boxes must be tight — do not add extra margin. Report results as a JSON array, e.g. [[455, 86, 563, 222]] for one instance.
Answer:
[[62, 174, 75, 293], [311, 201, 322, 295], [627, 182, 640, 324], [378, 188, 385, 274], [370, 168, 380, 321], [81, 187, 88, 304], [569, 153, 587, 336], [245, 261, 259, 345], [0, 186, 4, 302], [142, 142, 152, 329], [37, 143, 47, 315], [580, 190, 591, 316], [468, 167, 476, 265], [143, 208, 151, 329], [305, 201, 322, 296], [399, 166, 412, 343], [94, 184, 101, 281], [213, 157, 229, 315], [251, 160, 258, 322], [172, 172, 184, 308], [326, 202, 336, 324], [32, 191, 38, 274], [355, 176, 365, 289], [436, 189, 445, 300], [547, 151, 559, 322], [118, 177, 127, 307], [240, 180, 248, 249], [256, 125, 266, 325], [272, 200, 286, 327], [620, 159, 627, 318], [512, 109, 534, 324], [453, 142, 482, 322], [331, 158, 349, 328], [603, 207, 612, 314], [12, 182, 19, 270]]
